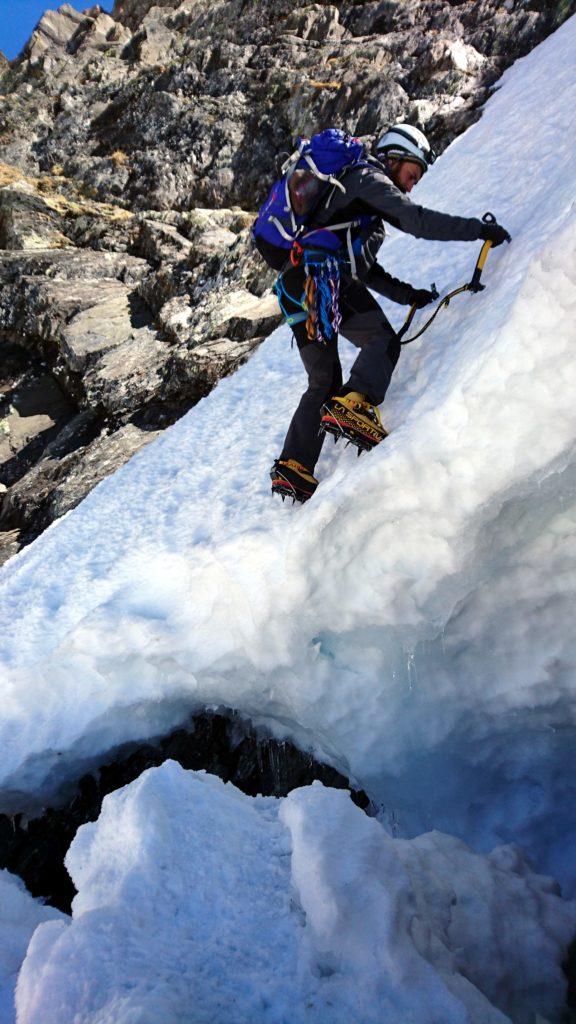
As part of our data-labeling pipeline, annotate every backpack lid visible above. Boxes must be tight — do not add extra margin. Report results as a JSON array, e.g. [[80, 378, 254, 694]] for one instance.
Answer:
[[308, 129, 364, 175]]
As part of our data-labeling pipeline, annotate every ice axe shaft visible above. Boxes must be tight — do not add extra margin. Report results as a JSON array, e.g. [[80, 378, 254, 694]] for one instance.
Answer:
[[469, 211, 496, 292], [399, 282, 438, 341], [468, 239, 493, 293]]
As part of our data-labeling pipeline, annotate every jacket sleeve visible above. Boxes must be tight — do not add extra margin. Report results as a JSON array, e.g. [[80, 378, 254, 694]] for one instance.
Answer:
[[363, 263, 415, 305], [357, 168, 485, 242]]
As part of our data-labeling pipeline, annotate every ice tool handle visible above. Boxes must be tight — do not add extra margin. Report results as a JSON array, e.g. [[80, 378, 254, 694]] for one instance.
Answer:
[[468, 212, 496, 293]]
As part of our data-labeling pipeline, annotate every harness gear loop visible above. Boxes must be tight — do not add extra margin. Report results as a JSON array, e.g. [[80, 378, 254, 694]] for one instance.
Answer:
[[273, 274, 308, 328], [398, 221, 495, 346]]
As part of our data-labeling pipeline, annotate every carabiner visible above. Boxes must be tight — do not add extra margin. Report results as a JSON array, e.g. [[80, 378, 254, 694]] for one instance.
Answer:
[[290, 241, 304, 267]]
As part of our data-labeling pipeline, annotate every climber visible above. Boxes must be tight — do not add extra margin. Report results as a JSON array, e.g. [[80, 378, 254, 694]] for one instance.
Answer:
[[268, 123, 511, 503]]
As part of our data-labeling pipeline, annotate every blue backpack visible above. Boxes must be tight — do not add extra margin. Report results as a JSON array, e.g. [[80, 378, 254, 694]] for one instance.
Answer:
[[252, 128, 371, 274]]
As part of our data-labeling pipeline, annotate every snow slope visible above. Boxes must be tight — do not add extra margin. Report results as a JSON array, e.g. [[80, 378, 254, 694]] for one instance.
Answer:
[[0, 11, 574, 900], [14, 764, 576, 1024]]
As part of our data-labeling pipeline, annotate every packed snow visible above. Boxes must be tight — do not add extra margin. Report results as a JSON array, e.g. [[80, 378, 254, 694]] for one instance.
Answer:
[[0, 872, 64, 1024], [14, 765, 576, 1024], [0, 13, 575, 1024]]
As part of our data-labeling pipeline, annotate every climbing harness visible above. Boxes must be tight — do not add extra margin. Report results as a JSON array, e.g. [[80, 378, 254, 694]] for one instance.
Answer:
[[274, 273, 308, 330], [397, 212, 498, 346]]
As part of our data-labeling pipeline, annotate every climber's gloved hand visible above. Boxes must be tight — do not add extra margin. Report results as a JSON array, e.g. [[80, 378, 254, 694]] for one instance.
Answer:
[[409, 286, 438, 309], [479, 221, 511, 246]]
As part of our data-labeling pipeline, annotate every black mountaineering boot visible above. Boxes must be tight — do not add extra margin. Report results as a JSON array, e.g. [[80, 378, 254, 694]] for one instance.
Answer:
[[320, 391, 388, 454], [270, 459, 318, 504]]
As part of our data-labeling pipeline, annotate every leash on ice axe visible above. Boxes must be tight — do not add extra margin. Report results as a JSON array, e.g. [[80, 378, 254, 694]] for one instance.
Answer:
[[397, 212, 497, 347]]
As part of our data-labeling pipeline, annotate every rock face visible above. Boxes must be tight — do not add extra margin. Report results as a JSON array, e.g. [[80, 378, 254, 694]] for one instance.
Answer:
[[0, 0, 574, 562], [0, 165, 277, 562], [2, 0, 572, 207]]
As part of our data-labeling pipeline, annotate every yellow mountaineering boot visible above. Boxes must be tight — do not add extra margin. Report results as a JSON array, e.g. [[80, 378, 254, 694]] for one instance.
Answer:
[[321, 391, 388, 453], [270, 459, 319, 504]]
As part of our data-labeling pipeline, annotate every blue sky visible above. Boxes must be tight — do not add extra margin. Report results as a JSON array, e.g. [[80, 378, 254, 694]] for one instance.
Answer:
[[0, 1, 114, 60]]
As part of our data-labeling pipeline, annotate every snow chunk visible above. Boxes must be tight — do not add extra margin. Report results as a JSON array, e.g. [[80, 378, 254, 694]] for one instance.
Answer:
[[0, 871, 65, 1024], [281, 785, 576, 1024], [16, 764, 301, 1024], [15, 767, 576, 1023]]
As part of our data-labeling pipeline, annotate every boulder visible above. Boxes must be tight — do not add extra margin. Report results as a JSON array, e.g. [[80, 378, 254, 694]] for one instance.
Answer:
[[0, 420, 159, 560], [25, 4, 86, 62], [284, 5, 346, 42], [112, 0, 182, 31], [69, 12, 131, 55], [0, 163, 134, 251], [0, 370, 75, 488]]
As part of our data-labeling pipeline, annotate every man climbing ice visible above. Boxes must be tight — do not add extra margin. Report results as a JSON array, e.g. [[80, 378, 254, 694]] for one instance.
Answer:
[[263, 124, 511, 503]]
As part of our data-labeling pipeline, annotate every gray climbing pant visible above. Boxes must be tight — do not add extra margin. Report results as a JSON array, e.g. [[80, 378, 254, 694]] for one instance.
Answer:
[[279, 268, 400, 472]]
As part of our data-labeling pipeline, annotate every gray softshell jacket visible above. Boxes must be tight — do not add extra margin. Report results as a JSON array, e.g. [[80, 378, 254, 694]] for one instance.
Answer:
[[313, 156, 486, 304]]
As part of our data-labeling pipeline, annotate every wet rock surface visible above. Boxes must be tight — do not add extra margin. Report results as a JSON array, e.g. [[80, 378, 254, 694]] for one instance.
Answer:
[[0, 710, 370, 913], [0, 0, 574, 562]]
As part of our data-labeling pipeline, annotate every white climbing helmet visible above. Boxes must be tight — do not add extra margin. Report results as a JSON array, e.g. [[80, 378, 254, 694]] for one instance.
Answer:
[[375, 123, 436, 173]]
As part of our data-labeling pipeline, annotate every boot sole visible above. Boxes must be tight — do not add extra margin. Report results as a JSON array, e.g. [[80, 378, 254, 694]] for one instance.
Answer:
[[271, 479, 315, 503]]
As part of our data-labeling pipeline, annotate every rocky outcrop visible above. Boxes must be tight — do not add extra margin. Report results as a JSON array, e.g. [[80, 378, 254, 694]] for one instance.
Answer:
[[0, 161, 133, 249], [24, 3, 131, 66], [0, 0, 574, 562], [1, 0, 573, 208], [0, 168, 277, 562]]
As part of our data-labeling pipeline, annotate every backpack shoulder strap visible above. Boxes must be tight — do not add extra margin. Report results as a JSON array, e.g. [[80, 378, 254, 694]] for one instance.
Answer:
[[322, 158, 374, 209]]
